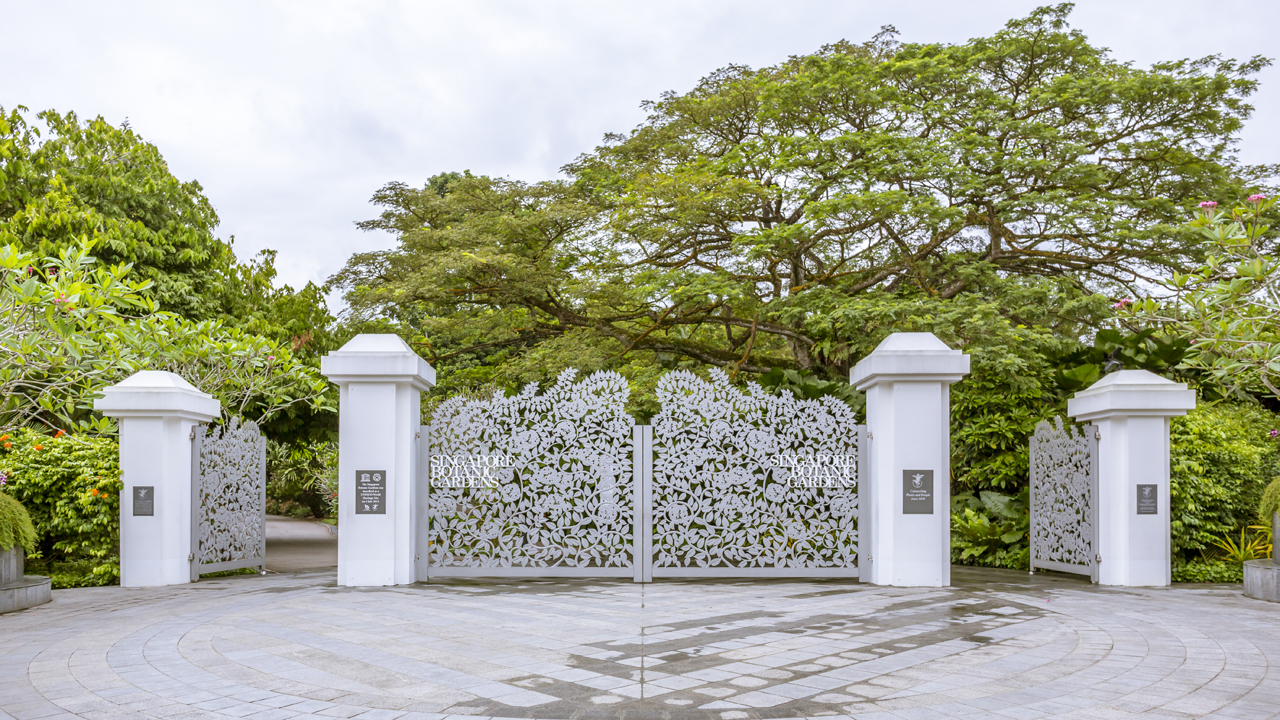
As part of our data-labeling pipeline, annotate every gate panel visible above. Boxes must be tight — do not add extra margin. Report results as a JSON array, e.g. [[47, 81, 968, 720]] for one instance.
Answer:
[[649, 370, 861, 577], [190, 417, 266, 580], [1030, 416, 1098, 581], [424, 369, 635, 578]]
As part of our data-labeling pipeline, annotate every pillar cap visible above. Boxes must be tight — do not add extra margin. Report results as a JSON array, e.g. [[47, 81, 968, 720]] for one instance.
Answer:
[[1067, 369, 1196, 422], [850, 332, 971, 390], [94, 371, 221, 422], [321, 334, 435, 390]]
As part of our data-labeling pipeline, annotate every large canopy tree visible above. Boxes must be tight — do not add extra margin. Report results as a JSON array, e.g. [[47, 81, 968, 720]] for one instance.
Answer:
[[333, 5, 1271, 384]]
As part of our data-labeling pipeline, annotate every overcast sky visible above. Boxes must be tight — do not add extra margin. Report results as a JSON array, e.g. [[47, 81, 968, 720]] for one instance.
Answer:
[[3, 1, 1279, 301]]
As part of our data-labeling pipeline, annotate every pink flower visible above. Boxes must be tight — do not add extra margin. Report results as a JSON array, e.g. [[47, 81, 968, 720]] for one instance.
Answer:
[[1270, 429, 1279, 438], [1249, 194, 1267, 203], [1112, 299, 1132, 309], [1198, 201, 1218, 208], [267, 355, 276, 362]]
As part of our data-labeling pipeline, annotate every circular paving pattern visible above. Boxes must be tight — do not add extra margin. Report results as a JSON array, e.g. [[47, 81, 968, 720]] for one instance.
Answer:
[[2, 568, 1279, 720]]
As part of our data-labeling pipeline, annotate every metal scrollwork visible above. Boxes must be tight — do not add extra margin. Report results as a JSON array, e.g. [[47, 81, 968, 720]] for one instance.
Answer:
[[651, 369, 860, 569], [196, 417, 266, 566], [1030, 416, 1095, 572], [428, 369, 635, 568]]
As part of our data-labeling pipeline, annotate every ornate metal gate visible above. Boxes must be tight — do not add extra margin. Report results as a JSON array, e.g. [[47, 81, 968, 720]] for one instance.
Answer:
[[420, 368, 862, 581], [422, 370, 639, 579], [190, 417, 267, 580], [646, 370, 861, 578], [1029, 416, 1098, 581]]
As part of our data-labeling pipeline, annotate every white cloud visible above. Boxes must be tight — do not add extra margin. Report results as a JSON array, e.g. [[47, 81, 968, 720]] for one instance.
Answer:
[[2, 0, 1277, 297]]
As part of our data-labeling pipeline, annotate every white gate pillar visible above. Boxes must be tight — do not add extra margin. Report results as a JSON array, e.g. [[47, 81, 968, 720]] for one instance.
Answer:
[[322, 334, 434, 586], [1068, 370, 1195, 587], [851, 333, 969, 587], [95, 371, 220, 588]]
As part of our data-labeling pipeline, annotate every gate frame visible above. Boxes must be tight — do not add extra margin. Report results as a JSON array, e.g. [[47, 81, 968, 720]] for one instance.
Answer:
[[189, 422, 267, 581], [1029, 420, 1099, 582]]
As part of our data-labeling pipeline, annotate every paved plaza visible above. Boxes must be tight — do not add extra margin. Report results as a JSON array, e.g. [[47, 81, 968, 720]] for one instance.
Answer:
[[3, 565, 1279, 720]]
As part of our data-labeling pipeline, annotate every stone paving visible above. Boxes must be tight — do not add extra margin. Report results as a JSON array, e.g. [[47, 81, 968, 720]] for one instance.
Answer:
[[2, 569, 1279, 720]]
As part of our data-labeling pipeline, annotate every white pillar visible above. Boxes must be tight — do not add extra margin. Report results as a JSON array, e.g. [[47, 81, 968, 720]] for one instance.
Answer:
[[851, 332, 970, 587], [94, 371, 220, 588], [321, 334, 435, 587], [1067, 370, 1195, 587]]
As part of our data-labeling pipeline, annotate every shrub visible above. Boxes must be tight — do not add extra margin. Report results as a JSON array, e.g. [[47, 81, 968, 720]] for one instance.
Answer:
[[266, 439, 337, 518], [0, 485, 37, 552], [1172, 559, 1243, 583], [0, 429, 120, 585], [1169, 402, 1280, 560], [951, 489, 1030, 570], [1260, 476, 1280, 522]]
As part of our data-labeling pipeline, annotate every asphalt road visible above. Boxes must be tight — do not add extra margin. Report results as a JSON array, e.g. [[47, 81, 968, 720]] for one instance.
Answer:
[[264, 514, 337, 573]]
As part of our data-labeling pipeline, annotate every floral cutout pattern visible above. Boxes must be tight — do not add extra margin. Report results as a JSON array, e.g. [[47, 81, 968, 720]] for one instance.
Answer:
[[428, 369, 635, 568], [1030, 416, 1095, 571], [196, 417, 266, 565], [651, 369, 861, 569]]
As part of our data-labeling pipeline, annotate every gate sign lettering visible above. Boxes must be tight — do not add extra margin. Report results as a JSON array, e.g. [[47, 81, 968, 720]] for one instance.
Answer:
[[902, 470, 934, 514], [132, 486, 155, 516], [1136, 484, 1158, 515], [356, 470, 386, 514]]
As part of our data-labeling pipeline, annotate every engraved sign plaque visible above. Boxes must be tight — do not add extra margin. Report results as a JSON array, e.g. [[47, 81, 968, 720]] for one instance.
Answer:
[[132, 486, 154, 516], [902, 470, 934, 514], [355, 470, 386, 514], [1136, 484, 1158, 515]]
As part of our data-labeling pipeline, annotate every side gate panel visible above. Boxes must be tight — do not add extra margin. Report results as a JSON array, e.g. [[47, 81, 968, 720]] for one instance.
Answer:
[[1029, 417, 1097, 580], [416, 424, 431, 582]]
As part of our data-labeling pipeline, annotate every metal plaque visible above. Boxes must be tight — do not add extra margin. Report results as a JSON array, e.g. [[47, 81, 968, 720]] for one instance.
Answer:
[[133, 486, 155, 516], [1136, 484, 1158, 515], [902, 470, 934, 514], [355, 470, 387, 514]]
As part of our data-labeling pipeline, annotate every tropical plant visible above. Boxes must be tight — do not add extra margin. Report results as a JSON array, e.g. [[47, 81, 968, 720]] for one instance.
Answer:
[[0, 240, 334, 435], [1209, 526, 1273, 562], [0, 479, 37, 553], [950, 489, 1030, 569], [266, 439, 338, 518]]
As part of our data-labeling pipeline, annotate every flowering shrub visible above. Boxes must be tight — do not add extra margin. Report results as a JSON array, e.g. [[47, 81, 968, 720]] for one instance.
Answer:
[[0, 429, 121, 586]]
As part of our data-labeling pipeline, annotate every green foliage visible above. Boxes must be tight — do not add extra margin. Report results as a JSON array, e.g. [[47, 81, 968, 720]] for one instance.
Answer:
[[0, 486, 37, 552], [1172, 559, 1244, 583], [1259, 476, 1280, 522], [1127, 196, 1280, 399], [0, 429, 121, 586], [334, 8, 1262, 390], [266, 439, 338, 518], [0, 240, 334, 435], [0, 106, 233, 319], [1169, 402, 1280, 558], [1049, 329, 1193, 398], [1209, 526, 1272, 562], [950, 489, 1030, 570], [758, 368, 864, 416]]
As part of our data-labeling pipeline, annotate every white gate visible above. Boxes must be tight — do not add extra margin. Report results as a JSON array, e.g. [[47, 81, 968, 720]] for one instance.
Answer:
[[646, 370, 862, 578], [1029, 416, 1098, 581], [421, 370, 639, 579], [190, 417, 266, 580], [420, 369, 861, 581]]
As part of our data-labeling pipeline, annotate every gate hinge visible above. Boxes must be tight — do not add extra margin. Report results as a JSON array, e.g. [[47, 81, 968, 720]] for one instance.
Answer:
[[1094, 427, 1101, 440], [1095, 553, 1102, 563], [415, 431, 421, 440], [190, 427, 197, 440], [867, 431, 873, 440], [188, 552, 195, 561], [415, 553, 420, 561]]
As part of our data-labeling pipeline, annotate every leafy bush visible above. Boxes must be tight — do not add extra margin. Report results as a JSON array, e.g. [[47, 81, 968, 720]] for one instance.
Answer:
[[266, 439, 338, 518], [0, 429, 120, 585], [1260, 476, 1280, 522], [0, 485, 37, 552], [951, 489, 1030, 570], [1172, 559, 1243, 583], [1169, 402, 1280, 559]]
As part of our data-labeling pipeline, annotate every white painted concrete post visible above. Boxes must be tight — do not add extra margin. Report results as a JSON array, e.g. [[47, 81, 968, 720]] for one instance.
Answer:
[[94, 371, 220, 588], [1067, 370, 1195, 587], [851, 333, 970, 587], [321, 334, 435, 586]]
